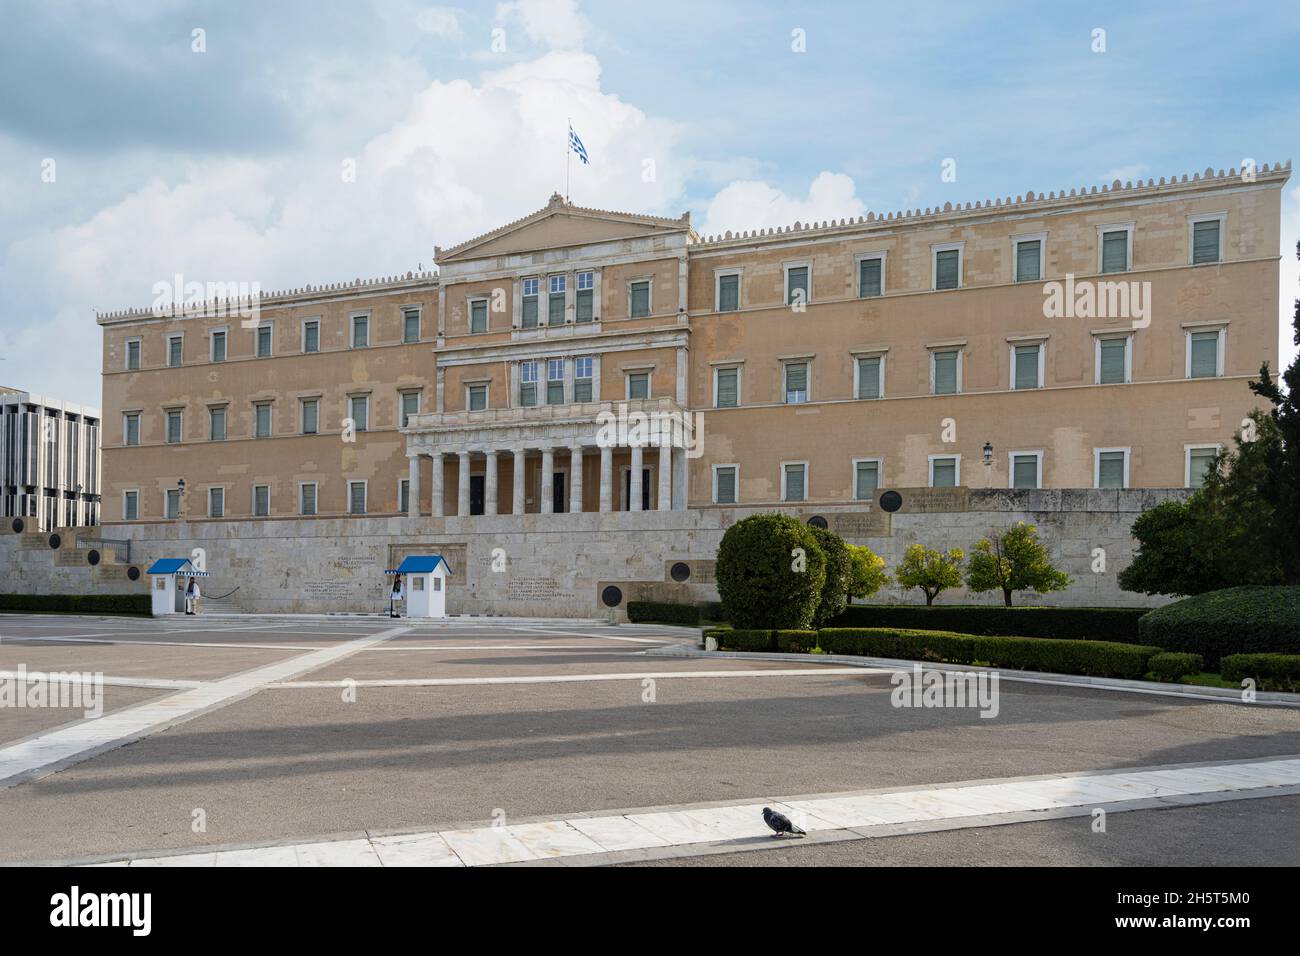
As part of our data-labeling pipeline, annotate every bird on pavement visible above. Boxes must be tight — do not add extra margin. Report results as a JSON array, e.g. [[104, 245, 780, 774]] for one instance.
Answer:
[[762, 807, 806, 837]]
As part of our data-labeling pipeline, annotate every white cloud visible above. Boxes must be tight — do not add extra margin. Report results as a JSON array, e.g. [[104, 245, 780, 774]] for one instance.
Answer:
[[414, 6, 463, 39], [495, 0, 590, 50], [698, 171, 867, 237]]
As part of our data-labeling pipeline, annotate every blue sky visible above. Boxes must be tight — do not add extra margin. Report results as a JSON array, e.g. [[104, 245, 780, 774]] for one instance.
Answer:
[[1, 0, 1297, 407]]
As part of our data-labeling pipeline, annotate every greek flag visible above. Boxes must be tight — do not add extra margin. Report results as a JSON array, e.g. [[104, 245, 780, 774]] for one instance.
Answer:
[[568, 125, 589, 165]]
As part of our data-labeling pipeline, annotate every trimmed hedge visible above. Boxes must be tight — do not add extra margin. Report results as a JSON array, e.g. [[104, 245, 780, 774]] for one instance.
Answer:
[[814, 627, 1158, 679], [828, 604, 1148, 642], [1221, 654, 1300, 693], [1148, 652, 1204, 683], [707, 628, 775, 652], [626, 601, 700, 626], [1136, 586, 1300, 669], [697, 601, 725, 622], [0, 593, 151, 616]]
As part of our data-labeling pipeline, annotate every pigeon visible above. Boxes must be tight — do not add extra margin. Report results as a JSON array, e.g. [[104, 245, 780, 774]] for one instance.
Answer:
[[762, 807, 806, 837]]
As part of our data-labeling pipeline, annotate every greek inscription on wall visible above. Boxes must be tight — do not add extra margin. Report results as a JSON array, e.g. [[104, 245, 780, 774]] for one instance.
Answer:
[[505, 577, 565, 601]]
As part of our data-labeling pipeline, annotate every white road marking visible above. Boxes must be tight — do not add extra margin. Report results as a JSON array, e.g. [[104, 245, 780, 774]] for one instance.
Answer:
[[0, 669, 200, 690], [3, 635, 322, 651], [73, 756, 1300, 868], [272, 667, 873, 688], [0, 625, 409, 788], [502, 626, 666, 644]]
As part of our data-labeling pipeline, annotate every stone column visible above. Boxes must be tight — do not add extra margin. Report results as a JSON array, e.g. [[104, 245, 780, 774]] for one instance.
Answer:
[[569, 446, 584, 513], [540, 448, 555, 514], [484, 451, 498, 516], [657, 446, 671, 511], [430, 452, 444, 517], [599, 445, 613, 512], [407, 453, 421, 517], [630, 444, 643, 511], [457, 451, 471, 516], [512, 448, 526, 515]]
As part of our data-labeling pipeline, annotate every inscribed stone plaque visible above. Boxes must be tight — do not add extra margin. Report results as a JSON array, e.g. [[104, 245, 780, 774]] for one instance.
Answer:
[[823, 511, 891, 537], [888, 487, 969, 513], [663, 559, 716, 584]]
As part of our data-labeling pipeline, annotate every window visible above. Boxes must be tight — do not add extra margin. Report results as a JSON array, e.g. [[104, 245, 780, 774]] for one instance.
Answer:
[[858, 255, 884, 297], [713, 465, 738, 504], [209, 406, 226, 441], [576, 271, 594, 323], [1009, 452, 1042, 489], [256, 324, 273, 357], [166, 489, 181, 519], [714, 366, 740, 408], [1187, 328, 1223, 379], [123, 490, 139, 521], [548, 275, 566, 326], [349, 395, 369, 432], [165, 409, 183, 444], [403, 307, 421, 343], [299, 483, 318, 516], [717, 272, 740, 311], [301, 398, 319, 435], [167, 334, 183, 367], [1100, 226, 1131, 274], [400, 391, 419, 426], [208, 487, 225, 518], [785, 264, 809, 306], [468, 384, 488, 411], [399, 478, 410, 514], [303, 319, 320, 353], [783, 362, 808, 404], [124, 412, 140, 447], [254, 402, 272, 438], [546, 359, 565, 405], [574, 356, 594, 402], [521, 277, 539, 328], [782, 462, 807, 502], [932, 244, 963, 290], [1186, 445, 1220, 489], [1190, 214, 1224, 265], [348, 480, 367, 515], [627, 370, 650, 400], [126, 339, 141, 371], [469, 298, 488, 334], [1095, 448, 1129, 489], [351, 314, 369, 348], [1014, 237, 1043, 282], [210, 329, 227, 363], [520, 360, 538, 406], [1096, 336, 1131, 385], [855, 355, 883, 400], [854, 459, 880, 500], [1012, 343, 1044, 390], [629, 280, 651, 318], [253, 484, 270, 517], [931, 349, 961, 395], [929, 456, 959, 488]]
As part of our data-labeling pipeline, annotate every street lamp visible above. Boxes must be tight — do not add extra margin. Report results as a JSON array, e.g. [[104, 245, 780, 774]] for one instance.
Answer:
[[982, 442, 994, 488], [177, 478, 186, 520]]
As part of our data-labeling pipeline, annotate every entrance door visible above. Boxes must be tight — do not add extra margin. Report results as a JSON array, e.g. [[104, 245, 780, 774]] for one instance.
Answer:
[[622, 468, 651, 510], [469, 475, 485, 515], [552, 472, 566, 514]]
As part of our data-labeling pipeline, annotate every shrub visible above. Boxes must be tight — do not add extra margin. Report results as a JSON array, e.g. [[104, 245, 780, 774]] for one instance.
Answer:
[[1220, 654, 1300, 693], [894, 544, 964, 605], [715, 513, 826, 630], [697, 601, 726, 622], [775, 630, 818, 653], [815, 627, 1157, 679], [846, 544, 889, 601], [965, 521, 1070, 607], [0, 593, 151, 616], [1147, 652, 1204, 683], [709, 628, 775, 652], [1136, 585, 1300, 668], [827, 604, 1148, 642], [626, 601, 700, 626], [808, 526, 850, 628]]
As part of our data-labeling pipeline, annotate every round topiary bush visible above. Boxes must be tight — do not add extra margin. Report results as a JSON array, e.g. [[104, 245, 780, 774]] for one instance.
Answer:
[[808, 525, 850, 628], [1147, 651, 1204, 683], [716, 513, 827, 630], [1136, 585, 1300, 669]]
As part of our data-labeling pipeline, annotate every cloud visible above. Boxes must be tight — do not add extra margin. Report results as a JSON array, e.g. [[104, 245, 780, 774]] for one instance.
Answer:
[[698, 171, 867, 236], [415, 7, 464, 39], [495, 0, 590, 50]]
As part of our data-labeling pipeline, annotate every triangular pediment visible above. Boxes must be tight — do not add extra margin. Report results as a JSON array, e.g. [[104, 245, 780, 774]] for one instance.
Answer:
[[436, 194, 693, 264]]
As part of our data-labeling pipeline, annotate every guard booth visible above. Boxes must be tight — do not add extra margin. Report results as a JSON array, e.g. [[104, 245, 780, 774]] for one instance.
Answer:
[[146, 558, 210, 615], [385, 555, 451, 619]]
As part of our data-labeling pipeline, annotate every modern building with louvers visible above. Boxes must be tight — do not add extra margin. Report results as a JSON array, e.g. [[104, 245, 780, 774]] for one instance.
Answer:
[[0, 387, 102, 532]]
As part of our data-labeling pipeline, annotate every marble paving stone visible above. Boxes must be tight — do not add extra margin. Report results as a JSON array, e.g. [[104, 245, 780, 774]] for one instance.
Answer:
[[130, 852, 218, 867], [624, 810, 725, 845], [783, 797, 894, 829], [507, 821, 606, 858], [680, 803, 781, 839], [565, 815, 670, 852], [214, 845, 304, 867], [440, 826, 538, 866], [370, 832, 464, 867]]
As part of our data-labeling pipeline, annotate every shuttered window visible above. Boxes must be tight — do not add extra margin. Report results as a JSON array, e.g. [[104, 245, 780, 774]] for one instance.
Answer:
[[783, 464, 806, 502], [1012, 454, 1039, 489], [211, 331, 227, 362], [1015, 240, 1041, 282], [520, 361, 538, 406], [351, 316, 368, 348], [715, 367, 738, 408], [547, 359, 565, 405], [1098, 451, 1126, 488], [548, 275, 566, 326], [209, 407, 226, 441], [627, 372, 650, 400], [470, 300, 488, 333], [576, 271, 594, 322], [1014, 345, 1041, 389], [933, 350, 959, 394], [403, 309, 420, 343], [858, 258, 882, 297], [1192, 220, 1221, 264], [303, 321, 319, 353], [399, 479, 410, 514], [348, 481, 367, 515], [1188, 448, 1218, 488], [1189, 331, 1219, 378], [166, 489, 180, 519], [784, 362, 808, 403], [124, 491, 138, 520], [125, 413, 140, 446], [934, 250, 960, 289], [257, 325, 272, 357], [786, 266, 808, 305], [718, 273, 739, 311], [715, 466, 737, 504], [209, 487, 224, 518], [301, 399, 318, 435], [166, 410, 182, 444], [855, 461, 879, 500], [126, 340, 141, 370], [1099, 337, 1128, 384], [931, 458, 957, 488], [349, 396, 368, 431], [630, 280, 651, 317], [1101, 230, 1128, 273], [168, 336, 183, 367], [401, 392, 419, 426], [300, 484, 317, 516], [522, 278, 539, 328], [253, 485, 269, 517], [574, 357, 593, 402], [857, 356, 881, 399], [254, 403, 271, 438], [468, 385, 487, 411]]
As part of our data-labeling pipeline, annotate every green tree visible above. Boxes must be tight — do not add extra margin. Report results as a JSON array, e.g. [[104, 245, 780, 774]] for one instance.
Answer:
[[894, 543, 965, 606], [715, 513, 827, 629], [846, 544, 890, 602], [808, 526, 851, 628], [966, 521, 1070, 607]]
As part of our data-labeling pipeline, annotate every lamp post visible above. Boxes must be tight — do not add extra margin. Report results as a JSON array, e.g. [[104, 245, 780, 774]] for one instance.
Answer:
[[177, 477, 186, 520], [982, 442, 994, 488]]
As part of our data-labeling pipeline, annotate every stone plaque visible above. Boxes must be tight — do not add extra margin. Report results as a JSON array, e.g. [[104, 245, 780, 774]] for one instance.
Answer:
[[887, 487, 970, 513], [505, 577, 565, 602], [823, 511, 891, 538], [663, 559, 716, 584]]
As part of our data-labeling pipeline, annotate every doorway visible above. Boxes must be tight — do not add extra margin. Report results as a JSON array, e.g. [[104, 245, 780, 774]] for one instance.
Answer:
[[469, 475, 485, 515], [622, 468, 651, 511], [552, 472, 566, 513]]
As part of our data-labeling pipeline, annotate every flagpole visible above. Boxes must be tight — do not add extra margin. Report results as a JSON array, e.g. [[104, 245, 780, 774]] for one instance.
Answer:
[[565, 117, 571, 202]]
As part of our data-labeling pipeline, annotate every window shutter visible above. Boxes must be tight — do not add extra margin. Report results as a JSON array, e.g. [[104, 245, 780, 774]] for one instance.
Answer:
[[786, 266, 808, 304], [855, 461, 878, 499], [1102, 231, 1128, 273], [1099, 338, 1127, 384], [1189, 450, 1217, 488], [935, 250, 959, 289], [631, 282, 650, 317], [718, 274, 739, 311], [548, 292, 565, 325], [350, 483, 365, 514], [301, 485, 316, 515], [1012, 455, 1038, 489], [522, 296, 538, 328], [1190, 332, 1218, 378], [576, 289, 593, 322], [471, 301, 487, 333], [1014, 345, 1040, 389], [933, 351, 958, 394], [1015, 240, 1041, 282], [857, 357, 880, 399], [404, 311, 420, 342], [1192, 220, 1220, 264], [784, 465, 805, 501], [858, 258, 882, 297], [932, 459, 956, 487], [304, 323, 319, 352], [716, 467, 736, 504], [1098, 452, 1125, 488], [716, 368, 738, 407]]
